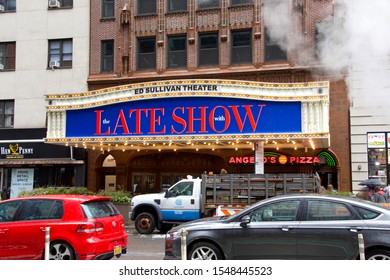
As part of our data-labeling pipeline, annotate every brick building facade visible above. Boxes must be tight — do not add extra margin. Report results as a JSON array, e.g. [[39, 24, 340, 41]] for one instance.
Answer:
[[83, 0, 350, 193]]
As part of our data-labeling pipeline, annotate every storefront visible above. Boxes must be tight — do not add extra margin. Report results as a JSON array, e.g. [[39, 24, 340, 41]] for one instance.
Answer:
[[0, 129, 86, 199], [45, 79, 333, 193], [367, 132, 390, 185]]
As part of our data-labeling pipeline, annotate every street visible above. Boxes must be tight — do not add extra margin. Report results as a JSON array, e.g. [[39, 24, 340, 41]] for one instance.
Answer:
[[116, 225, 166, 260]]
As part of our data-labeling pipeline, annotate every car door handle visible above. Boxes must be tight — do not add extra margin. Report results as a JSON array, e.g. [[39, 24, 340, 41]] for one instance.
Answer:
[[349, 227, 362, 233], [281, 227, 290, 232], [0, 229, 9, 234]]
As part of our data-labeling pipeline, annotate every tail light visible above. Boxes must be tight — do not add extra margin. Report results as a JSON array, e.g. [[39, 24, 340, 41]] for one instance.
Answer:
[[77, 222, 104, 233]]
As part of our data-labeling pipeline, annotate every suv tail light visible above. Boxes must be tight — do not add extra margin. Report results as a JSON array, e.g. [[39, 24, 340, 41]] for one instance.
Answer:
[[77, 222, 104, 233]]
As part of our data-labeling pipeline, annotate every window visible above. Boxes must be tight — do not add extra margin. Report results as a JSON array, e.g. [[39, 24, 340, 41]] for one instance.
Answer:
[[168, 0, 187, 12], [307, 200, 354, 221], [168, 35, 187, 68], [264, 28, 287, 62], [48, 39, 72, 68], [0, 42, 16, 71], [198, 0, 219, 9], [231, 30, 252, 64], [353, 206, 381, 220], [102, 0, 114, 18], [0, 100, 14, 128], [138, 0, 156, 15], [19, 200, 64, 221], [137, 38, 156, 70], [48, 0, 73, 8], [231, 0, 253, 6], [167, 182, 194, 197], [198, 32, 218, 66], [250, 200, 300, 222], [60, 0, 73, 8], [0, 0, 16, 11], [0, 200, 21, 222], [101, 40, 114, 72]]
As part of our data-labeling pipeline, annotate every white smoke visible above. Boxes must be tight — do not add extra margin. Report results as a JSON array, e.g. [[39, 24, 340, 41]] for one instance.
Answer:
[[264, 0, 390, 108], [315, 0, 390, 107]]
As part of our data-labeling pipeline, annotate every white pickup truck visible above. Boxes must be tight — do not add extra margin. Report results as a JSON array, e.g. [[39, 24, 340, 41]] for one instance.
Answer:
[[129, 173, 320, 234]]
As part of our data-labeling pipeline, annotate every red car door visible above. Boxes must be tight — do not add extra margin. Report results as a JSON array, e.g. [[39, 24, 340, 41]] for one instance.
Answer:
[[0, 200, 24, 259]]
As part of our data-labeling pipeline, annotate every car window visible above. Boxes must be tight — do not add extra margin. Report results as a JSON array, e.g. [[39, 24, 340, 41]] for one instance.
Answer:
[[250, 200, 300, 222], [0, 200, 23, 222], [19, 200, 63, 221], [307, 200, 353, 221], [353, 206, 381, 220], [81, 201, 119, 218]]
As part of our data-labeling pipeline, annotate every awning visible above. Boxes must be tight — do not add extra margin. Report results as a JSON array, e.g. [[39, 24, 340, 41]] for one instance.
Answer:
[[0, 158, 85, 166]]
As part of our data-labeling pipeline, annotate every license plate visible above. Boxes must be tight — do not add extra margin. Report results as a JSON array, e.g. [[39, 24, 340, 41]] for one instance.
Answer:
[[114, 245, 122, 256]]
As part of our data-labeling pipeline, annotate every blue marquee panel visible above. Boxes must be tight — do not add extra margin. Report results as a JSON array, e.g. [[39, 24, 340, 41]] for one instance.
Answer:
[[65, 97, 302, 138]]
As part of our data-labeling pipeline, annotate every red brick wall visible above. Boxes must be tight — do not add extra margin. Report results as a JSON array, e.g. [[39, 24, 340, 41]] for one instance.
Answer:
[[88, 0, 351, 191]]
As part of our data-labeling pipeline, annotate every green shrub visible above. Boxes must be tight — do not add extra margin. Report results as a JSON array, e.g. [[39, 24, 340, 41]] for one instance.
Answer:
[[18, 186, 132, 203], [97, 190, 132, 203]]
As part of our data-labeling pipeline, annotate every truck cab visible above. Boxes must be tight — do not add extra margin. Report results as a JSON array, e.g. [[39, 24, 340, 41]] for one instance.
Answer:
[[130, 176, 202, 234]]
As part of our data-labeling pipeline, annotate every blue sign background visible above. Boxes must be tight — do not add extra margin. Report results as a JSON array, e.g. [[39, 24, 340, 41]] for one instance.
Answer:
[[65, 97, 302, 138]]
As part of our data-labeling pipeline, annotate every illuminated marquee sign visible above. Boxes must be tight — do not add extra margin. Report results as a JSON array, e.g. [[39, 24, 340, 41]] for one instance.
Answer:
[[65, 97, 302, 138], [229, 155, 321, 165]]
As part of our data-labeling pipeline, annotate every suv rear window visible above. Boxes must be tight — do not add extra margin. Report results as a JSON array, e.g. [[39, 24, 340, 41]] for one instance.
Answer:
[[81, 201, 120, 218]]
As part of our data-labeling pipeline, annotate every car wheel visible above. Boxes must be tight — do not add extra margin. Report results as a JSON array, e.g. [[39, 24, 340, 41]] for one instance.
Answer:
[[366, 249, 390, 260], [135, 212, 156, 234], [49, 242, 75, 260], [188, 242, 222, 260]]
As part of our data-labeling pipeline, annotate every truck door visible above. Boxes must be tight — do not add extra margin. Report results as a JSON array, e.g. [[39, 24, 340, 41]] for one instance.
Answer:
[[160, 180, 201, 221]]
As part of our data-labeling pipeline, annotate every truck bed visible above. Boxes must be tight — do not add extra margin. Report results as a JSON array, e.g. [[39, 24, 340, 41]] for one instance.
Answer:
[[201, 173, 320, 212]]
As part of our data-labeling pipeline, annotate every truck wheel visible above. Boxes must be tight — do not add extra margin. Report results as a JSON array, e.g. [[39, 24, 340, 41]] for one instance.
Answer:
[[188, 242, 222, 260], [135, 212, 156, 234]]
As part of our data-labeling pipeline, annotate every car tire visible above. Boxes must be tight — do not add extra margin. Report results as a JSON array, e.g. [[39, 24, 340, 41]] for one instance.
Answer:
[[188, 242, 222, 260], [48, 241, 75, 260], [135, 212, 156, 234], [366, 249, 390, 260]]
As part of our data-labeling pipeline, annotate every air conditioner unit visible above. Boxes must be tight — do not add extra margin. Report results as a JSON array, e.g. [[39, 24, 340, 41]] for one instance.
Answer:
[[0, 5, 5, 12], [0, 64, 4, 70], [49, 61, 60, 68], [48, 0, 61, 8]]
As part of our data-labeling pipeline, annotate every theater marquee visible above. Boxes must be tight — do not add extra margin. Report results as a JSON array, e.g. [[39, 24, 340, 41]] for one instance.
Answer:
[[45, 79, 330, 151]]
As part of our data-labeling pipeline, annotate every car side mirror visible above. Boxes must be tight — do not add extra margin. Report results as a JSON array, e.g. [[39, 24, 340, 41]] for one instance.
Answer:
[[240, 215, 251, 228], [164, 190, 170, 198]]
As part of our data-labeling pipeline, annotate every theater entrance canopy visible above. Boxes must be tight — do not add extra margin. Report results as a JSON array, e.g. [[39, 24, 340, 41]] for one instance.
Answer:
[[45, 79, 330, 152]]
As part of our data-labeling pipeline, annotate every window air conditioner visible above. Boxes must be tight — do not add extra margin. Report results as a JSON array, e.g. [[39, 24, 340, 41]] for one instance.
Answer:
[[0, 5, 4, 12], [0, 64, 4, 70], [48, 0, 61, 8], [49, 61, 60, 68]]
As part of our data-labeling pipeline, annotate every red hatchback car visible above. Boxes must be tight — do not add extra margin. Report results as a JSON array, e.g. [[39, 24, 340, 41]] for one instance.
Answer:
[[0, 195, 128, 260]]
